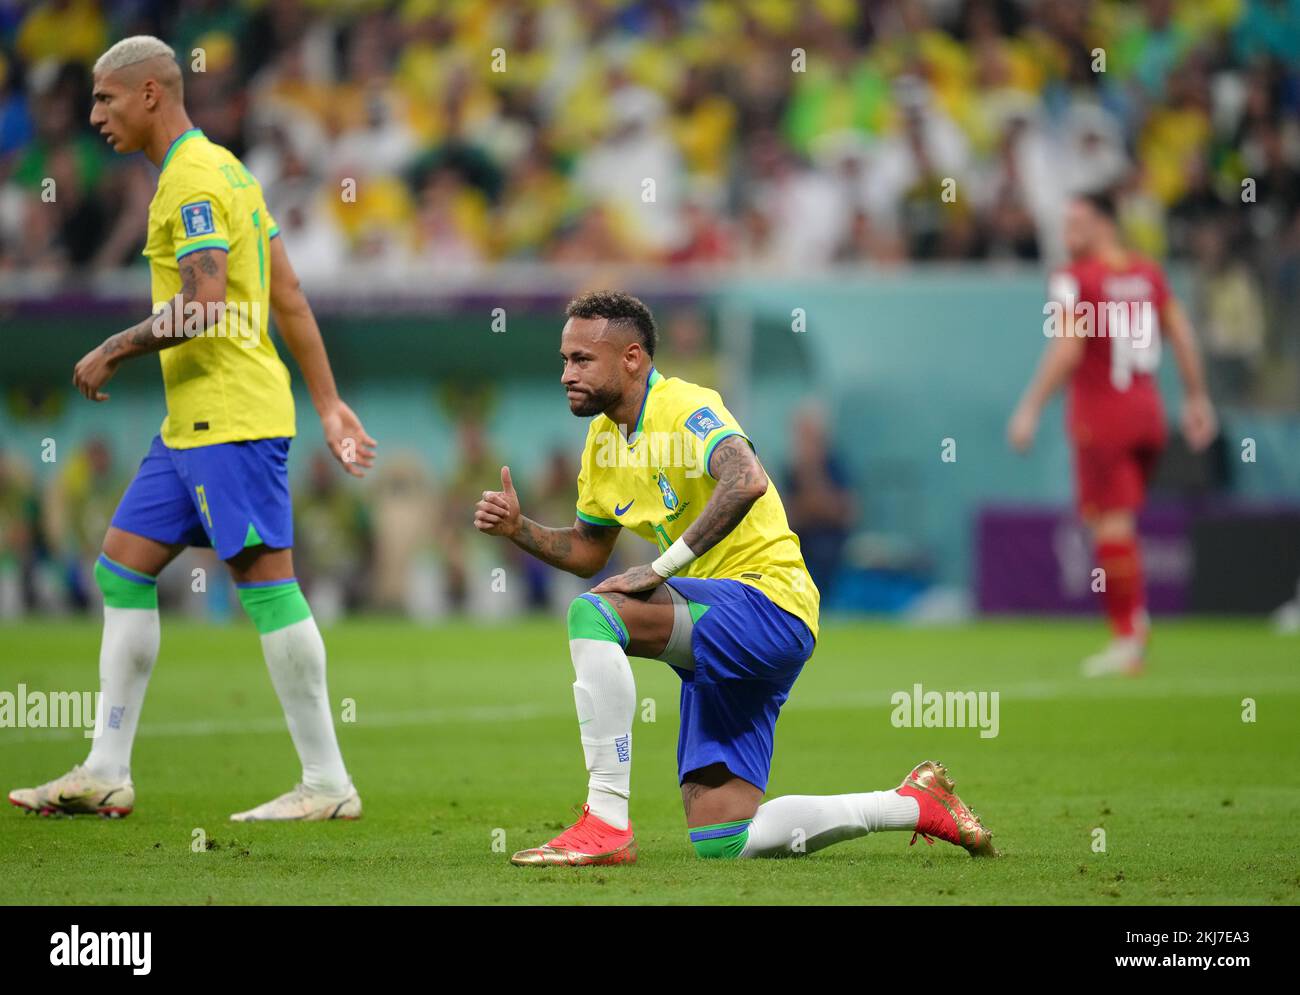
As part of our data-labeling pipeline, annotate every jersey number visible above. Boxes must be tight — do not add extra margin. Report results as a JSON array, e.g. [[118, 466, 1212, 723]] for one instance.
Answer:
[[195, 484, 214, 530], [1108, 303, 1161, 390]]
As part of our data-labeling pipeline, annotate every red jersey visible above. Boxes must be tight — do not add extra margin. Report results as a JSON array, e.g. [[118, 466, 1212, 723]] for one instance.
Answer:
[[1049, 253, 1169, 447]]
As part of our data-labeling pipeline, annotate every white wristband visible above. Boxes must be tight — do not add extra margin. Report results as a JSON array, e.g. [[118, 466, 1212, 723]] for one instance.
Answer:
[[651, 537, 697, 578]]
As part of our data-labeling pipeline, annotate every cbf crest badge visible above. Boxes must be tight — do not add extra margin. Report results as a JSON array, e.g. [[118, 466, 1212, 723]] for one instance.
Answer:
[[656, 470, 679, 511]]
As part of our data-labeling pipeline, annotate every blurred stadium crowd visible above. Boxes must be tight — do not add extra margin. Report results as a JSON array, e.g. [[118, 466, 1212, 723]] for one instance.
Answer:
[[3, 2, 1299, 379], [1, 0, 1299, 617]]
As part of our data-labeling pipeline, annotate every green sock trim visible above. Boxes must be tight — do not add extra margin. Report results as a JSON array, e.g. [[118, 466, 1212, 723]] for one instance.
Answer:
[[567, 594, 628, 647], [94, 558, 158, 610], [689, 819, 751, 859], [237, 580, 312, 634]]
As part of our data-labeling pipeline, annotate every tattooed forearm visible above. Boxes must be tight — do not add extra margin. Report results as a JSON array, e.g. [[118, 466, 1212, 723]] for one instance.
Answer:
[[99, 309, 180, 359], [99, 249, 227, 360], [682, 436, 769, 557], [509, 516, 617, 578], [511, 518, 575, 568]]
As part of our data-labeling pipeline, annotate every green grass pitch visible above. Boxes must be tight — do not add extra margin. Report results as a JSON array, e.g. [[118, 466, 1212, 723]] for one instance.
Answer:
[[2, 617, 1297, 905]]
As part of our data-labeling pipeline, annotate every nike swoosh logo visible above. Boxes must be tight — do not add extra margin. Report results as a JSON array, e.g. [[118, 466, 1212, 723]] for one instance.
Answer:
[[614, 500, 635, 516]]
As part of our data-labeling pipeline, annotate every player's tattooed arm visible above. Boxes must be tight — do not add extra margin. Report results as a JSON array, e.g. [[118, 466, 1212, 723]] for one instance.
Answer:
[[73, 249, 228, 401], [591, 437, 767, 596], [474, 465, 618, 577], [681, 435, 769, 557], [511, 518, 572, 563], [119, 250, 226, 354], [509, 517, 618, 578]]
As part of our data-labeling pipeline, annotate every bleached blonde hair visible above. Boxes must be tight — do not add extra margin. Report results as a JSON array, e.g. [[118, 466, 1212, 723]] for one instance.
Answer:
[[93, 35, 178, 79]]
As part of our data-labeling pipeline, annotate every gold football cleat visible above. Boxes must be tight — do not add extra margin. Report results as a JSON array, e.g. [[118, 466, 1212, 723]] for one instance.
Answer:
[[897, 760, 999, 858]]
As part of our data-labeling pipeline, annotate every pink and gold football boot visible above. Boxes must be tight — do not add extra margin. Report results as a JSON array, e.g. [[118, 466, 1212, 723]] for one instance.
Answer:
[[510, 805, 637, 867], [896, 760, 998, 858]]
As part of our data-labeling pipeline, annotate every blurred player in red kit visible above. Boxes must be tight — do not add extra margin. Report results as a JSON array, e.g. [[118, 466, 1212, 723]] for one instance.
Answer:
[[1008, 193, 1217, 675]]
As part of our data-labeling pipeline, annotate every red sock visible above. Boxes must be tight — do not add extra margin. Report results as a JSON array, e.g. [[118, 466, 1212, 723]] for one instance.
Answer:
[[1096, 538, 1144, 638]]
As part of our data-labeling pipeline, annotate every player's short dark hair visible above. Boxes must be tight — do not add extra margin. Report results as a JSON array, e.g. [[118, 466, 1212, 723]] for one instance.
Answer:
[[565, 290, 657, 358], [1078, 191, 1118, 224]]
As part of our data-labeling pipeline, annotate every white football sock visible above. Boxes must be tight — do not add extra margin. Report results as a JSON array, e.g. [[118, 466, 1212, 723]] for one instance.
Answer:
[[740, 791, 920, 858], [259, 617, 350, 795], [84, 605, 161, 782], [570, 637, 635, 830]]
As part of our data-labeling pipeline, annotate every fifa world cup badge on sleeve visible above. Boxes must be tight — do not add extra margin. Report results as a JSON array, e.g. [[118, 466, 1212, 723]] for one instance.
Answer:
[[181, 200, 215, 237], [685, 407, 723, 439]]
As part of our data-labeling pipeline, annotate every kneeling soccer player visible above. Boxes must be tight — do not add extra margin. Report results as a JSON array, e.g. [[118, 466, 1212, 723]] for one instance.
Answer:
[[474, 291, 996, 864]]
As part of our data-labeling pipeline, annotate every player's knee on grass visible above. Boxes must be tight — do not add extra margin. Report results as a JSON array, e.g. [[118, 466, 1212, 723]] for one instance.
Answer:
[[94, 554, 158, 610], [689, 820, 751, 859], [567, 593, 628, 647]]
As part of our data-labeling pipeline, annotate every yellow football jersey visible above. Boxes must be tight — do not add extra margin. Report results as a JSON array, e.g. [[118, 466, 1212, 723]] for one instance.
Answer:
[[576, 369, 820, 640], [144, 128, 294, 448]]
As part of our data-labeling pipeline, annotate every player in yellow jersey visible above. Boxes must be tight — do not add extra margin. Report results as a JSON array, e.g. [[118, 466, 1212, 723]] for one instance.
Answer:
[[476, 292, 996, 864], [9, 37, 376, 823]]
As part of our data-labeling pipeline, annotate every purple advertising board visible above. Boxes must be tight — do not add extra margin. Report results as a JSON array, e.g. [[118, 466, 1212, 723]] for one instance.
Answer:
[[976, 503, 1193, 615]]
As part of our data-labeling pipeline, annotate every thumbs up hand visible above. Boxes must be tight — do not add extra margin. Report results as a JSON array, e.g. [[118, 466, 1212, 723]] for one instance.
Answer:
[[474, 465, 523, 537]]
